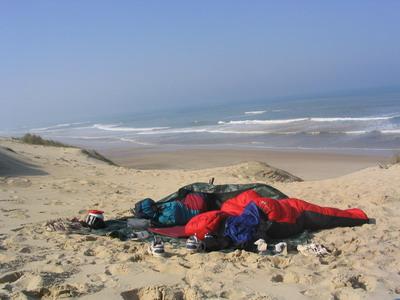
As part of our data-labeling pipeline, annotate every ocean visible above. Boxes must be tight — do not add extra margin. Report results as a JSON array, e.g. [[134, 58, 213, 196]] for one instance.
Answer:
[[6, 91, 400, 155]]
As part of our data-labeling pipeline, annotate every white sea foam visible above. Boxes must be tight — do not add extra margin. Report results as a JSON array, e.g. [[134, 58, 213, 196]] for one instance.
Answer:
[[319, 129, 400, 135], [93, 124, 169, 132], [309, 116, 396, 122], [244, 110, 267, 115], [136, 127, 306, 135], [381, 129, 400, 134], [50, 135, 116, 140], [137, 127, 272, 135], [218, 118, 308, 125], [306, 129, 400, 136], [119, 138, 154, 145], [30, 122, 90, 132], [30, 124, 74, 132], [344, 130, 368, 135], [218, 115, 399, 126]]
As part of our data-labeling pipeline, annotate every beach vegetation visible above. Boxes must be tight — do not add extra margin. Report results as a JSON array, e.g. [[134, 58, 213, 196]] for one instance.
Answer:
[[19, 133, 73, 148], [391, 153, 400, 164], [18, 133, 117, 165], [80, 149, 117, 166]]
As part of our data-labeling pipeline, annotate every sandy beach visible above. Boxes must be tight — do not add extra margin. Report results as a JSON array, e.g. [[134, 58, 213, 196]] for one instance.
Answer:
[[1, 138, 400, 299], [103, 147, 389, 181]]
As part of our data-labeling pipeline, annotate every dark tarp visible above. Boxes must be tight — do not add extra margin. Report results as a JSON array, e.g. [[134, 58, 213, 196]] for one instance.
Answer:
[[157, 182, 288, 210]]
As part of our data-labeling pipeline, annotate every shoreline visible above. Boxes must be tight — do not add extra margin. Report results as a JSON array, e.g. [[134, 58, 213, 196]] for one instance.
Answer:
[[102, 146, 389, 180], [1, 136, 392, 180]]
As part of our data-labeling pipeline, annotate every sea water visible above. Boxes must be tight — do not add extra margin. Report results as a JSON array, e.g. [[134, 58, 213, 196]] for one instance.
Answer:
[[6, 90, 400, 155]]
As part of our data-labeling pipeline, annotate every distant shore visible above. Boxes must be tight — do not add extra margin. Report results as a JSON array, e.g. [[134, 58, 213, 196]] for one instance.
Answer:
[[1, 134, 391, 180], [102, 146, 389, 180]]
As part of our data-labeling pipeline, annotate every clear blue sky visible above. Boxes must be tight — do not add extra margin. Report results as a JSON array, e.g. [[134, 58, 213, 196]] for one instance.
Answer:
[[1, 1, 399, 128]]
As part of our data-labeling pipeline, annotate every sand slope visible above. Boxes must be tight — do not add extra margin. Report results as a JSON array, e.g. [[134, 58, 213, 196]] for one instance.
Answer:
[[0, 138, 399, 299]]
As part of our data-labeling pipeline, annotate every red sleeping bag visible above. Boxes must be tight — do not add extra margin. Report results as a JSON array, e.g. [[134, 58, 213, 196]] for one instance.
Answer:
[[185, 190, 369, 239], [184, 210, 230, 240]]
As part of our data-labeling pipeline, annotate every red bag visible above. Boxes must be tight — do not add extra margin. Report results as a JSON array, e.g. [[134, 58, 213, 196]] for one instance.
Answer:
[[184, 210, 229, 240]]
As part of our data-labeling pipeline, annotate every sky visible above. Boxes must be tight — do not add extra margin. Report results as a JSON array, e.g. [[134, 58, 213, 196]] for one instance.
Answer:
[[1, 1, 400, 128]]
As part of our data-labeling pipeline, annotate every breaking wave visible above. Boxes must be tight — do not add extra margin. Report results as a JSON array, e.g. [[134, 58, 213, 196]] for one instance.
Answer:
[[137, 128, 270, 135], [93, 124, 170, 132], [244, 110, 267, 115], [30, 122, 90, 132], [139, 128, 400, 136], [119, 138, 154, 146], [218, 118, 308, 125], [309, 116, 397, 122], [218, 115, 399, 126]]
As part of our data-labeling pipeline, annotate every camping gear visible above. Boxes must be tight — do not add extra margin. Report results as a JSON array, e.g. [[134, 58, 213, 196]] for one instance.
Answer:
[[182, 193, 208, 211], [127, 218, 150, 230], [202, 233, 232, 252], [153, 182, 288, 209], [134, 192, 208, 226], [128, 230, 150, 240], [186, 235, 204, 253], [148, 226, 187, 238], [133, 182, 288, 227], [156, 200, 200, 226], [224, 202, 262, 245], [186, 190, 369, 242], [134, 198, 158, 219], [149, 237, 165, 257], [85, 210, 106, 229], [184, 210, 229, 240], [44, 182, 369, 256]]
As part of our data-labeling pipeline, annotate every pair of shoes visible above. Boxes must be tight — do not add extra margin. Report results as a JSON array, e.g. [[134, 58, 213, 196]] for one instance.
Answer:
[[149, 237, 165, 257], [186, 235, 204, 253]]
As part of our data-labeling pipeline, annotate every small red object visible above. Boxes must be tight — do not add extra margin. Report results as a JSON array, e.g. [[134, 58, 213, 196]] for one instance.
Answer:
[[88, 210, 104, 215]]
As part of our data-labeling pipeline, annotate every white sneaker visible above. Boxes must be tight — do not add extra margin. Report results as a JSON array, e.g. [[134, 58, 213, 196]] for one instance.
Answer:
[[274, 242, 287, 255], [254, 239, 268, 254], [149, 237, 165, 257], [186, 235, 204, 253]]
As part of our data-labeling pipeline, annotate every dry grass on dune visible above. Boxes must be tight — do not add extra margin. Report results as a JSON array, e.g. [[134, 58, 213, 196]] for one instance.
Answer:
[[18, 133, 73, 148], [391, 153, 400, 164], [17, 134, 117, 166], [80, 149, 117, 166]]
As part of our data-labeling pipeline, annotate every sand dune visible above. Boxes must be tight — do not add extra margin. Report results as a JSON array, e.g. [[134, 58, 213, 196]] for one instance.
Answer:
[[0, 138, 399, 299], [0, 146, 47, 177]]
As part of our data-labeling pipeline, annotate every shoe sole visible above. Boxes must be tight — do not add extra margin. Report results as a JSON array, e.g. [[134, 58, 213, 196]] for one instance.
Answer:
[[148, 247, 165, 257]]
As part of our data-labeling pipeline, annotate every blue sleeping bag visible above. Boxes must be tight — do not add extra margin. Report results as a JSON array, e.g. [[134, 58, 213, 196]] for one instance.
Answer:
[[134, 193, 207, 226], [157, 201, 200, 226], [224, 202, 261, 245]]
